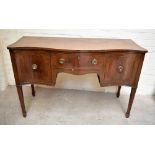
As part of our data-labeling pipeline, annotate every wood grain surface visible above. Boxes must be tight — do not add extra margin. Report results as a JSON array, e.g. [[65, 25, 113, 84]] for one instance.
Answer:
[[7, 36, 147, 52]]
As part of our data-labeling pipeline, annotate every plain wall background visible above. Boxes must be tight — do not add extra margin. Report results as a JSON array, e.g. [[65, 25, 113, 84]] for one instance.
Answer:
[[0, 29, 155, 95]]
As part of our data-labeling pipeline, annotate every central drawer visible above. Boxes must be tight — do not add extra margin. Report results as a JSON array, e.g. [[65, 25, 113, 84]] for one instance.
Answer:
[[52, 53, 104, 69], [77, 53, 104, 69], [52, 53, 76, 69]]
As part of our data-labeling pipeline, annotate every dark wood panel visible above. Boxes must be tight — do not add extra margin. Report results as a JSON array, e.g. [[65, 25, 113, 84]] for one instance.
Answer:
[[102, 52, 143, 87], [15, 50, 52, 84]]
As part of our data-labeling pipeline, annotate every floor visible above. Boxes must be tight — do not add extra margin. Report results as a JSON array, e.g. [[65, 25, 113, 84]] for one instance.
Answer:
[[0, 86, 155, 125]]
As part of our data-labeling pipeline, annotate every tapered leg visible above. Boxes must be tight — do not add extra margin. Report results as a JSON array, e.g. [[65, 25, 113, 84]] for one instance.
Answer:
[[116, 86, 121, 98], [31, 84, 35, 96], [16, 85, 27, 117], [125, 87, 137, 118]]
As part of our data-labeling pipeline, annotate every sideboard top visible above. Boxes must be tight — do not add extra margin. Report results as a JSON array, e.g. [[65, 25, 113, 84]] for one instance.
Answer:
[[7, 36, 147, 53]]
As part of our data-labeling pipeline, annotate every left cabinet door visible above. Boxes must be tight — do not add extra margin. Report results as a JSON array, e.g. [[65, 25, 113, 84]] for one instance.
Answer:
[[14, 51, 52, 85]]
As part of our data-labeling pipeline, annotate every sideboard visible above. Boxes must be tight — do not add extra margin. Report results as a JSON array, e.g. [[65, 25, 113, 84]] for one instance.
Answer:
[[7, 36, 148, 118]]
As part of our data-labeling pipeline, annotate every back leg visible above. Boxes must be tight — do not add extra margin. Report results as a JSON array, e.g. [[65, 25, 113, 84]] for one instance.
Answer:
[[31, 84, 35, 97], [116, 86, 121, 98]]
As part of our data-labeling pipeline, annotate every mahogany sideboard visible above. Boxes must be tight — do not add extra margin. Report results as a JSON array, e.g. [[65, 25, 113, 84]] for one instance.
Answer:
[[7, 36, 148, 118]]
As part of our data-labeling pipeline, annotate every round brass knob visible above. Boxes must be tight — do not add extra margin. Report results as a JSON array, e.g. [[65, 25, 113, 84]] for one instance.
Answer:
[[32, 64, 38, 70], [118, 65, 123, 73], [59, 58, 65, 64], [92, 58, 97, 65]]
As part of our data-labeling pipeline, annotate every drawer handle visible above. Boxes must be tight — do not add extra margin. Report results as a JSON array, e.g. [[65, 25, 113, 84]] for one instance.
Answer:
[[59, 58, 65, 64], [118, 65, 124, 73], [32, 64, 38, 70], [92, 58, 97, 65]]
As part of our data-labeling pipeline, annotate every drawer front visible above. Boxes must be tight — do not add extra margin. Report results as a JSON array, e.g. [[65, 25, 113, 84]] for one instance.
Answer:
[[52, 53, 76, 69], [52, 53, 104, 69], [77, 53, 104, 69], [15, 51, 52, 84], [103, 52, 142, 86]]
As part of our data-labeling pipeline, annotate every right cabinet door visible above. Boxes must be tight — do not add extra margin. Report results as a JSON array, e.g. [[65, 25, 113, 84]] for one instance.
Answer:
[[103, 52, 143, 87]]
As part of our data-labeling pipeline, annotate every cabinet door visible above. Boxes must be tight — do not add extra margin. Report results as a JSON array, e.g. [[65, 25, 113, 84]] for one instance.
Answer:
[[103, 52, 142, 86], [15, 51, 52, 84]]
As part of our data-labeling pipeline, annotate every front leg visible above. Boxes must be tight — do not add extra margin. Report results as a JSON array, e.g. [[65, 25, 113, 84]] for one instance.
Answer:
[[125, 87, 137, 118], [16, 85, 27, 117]]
